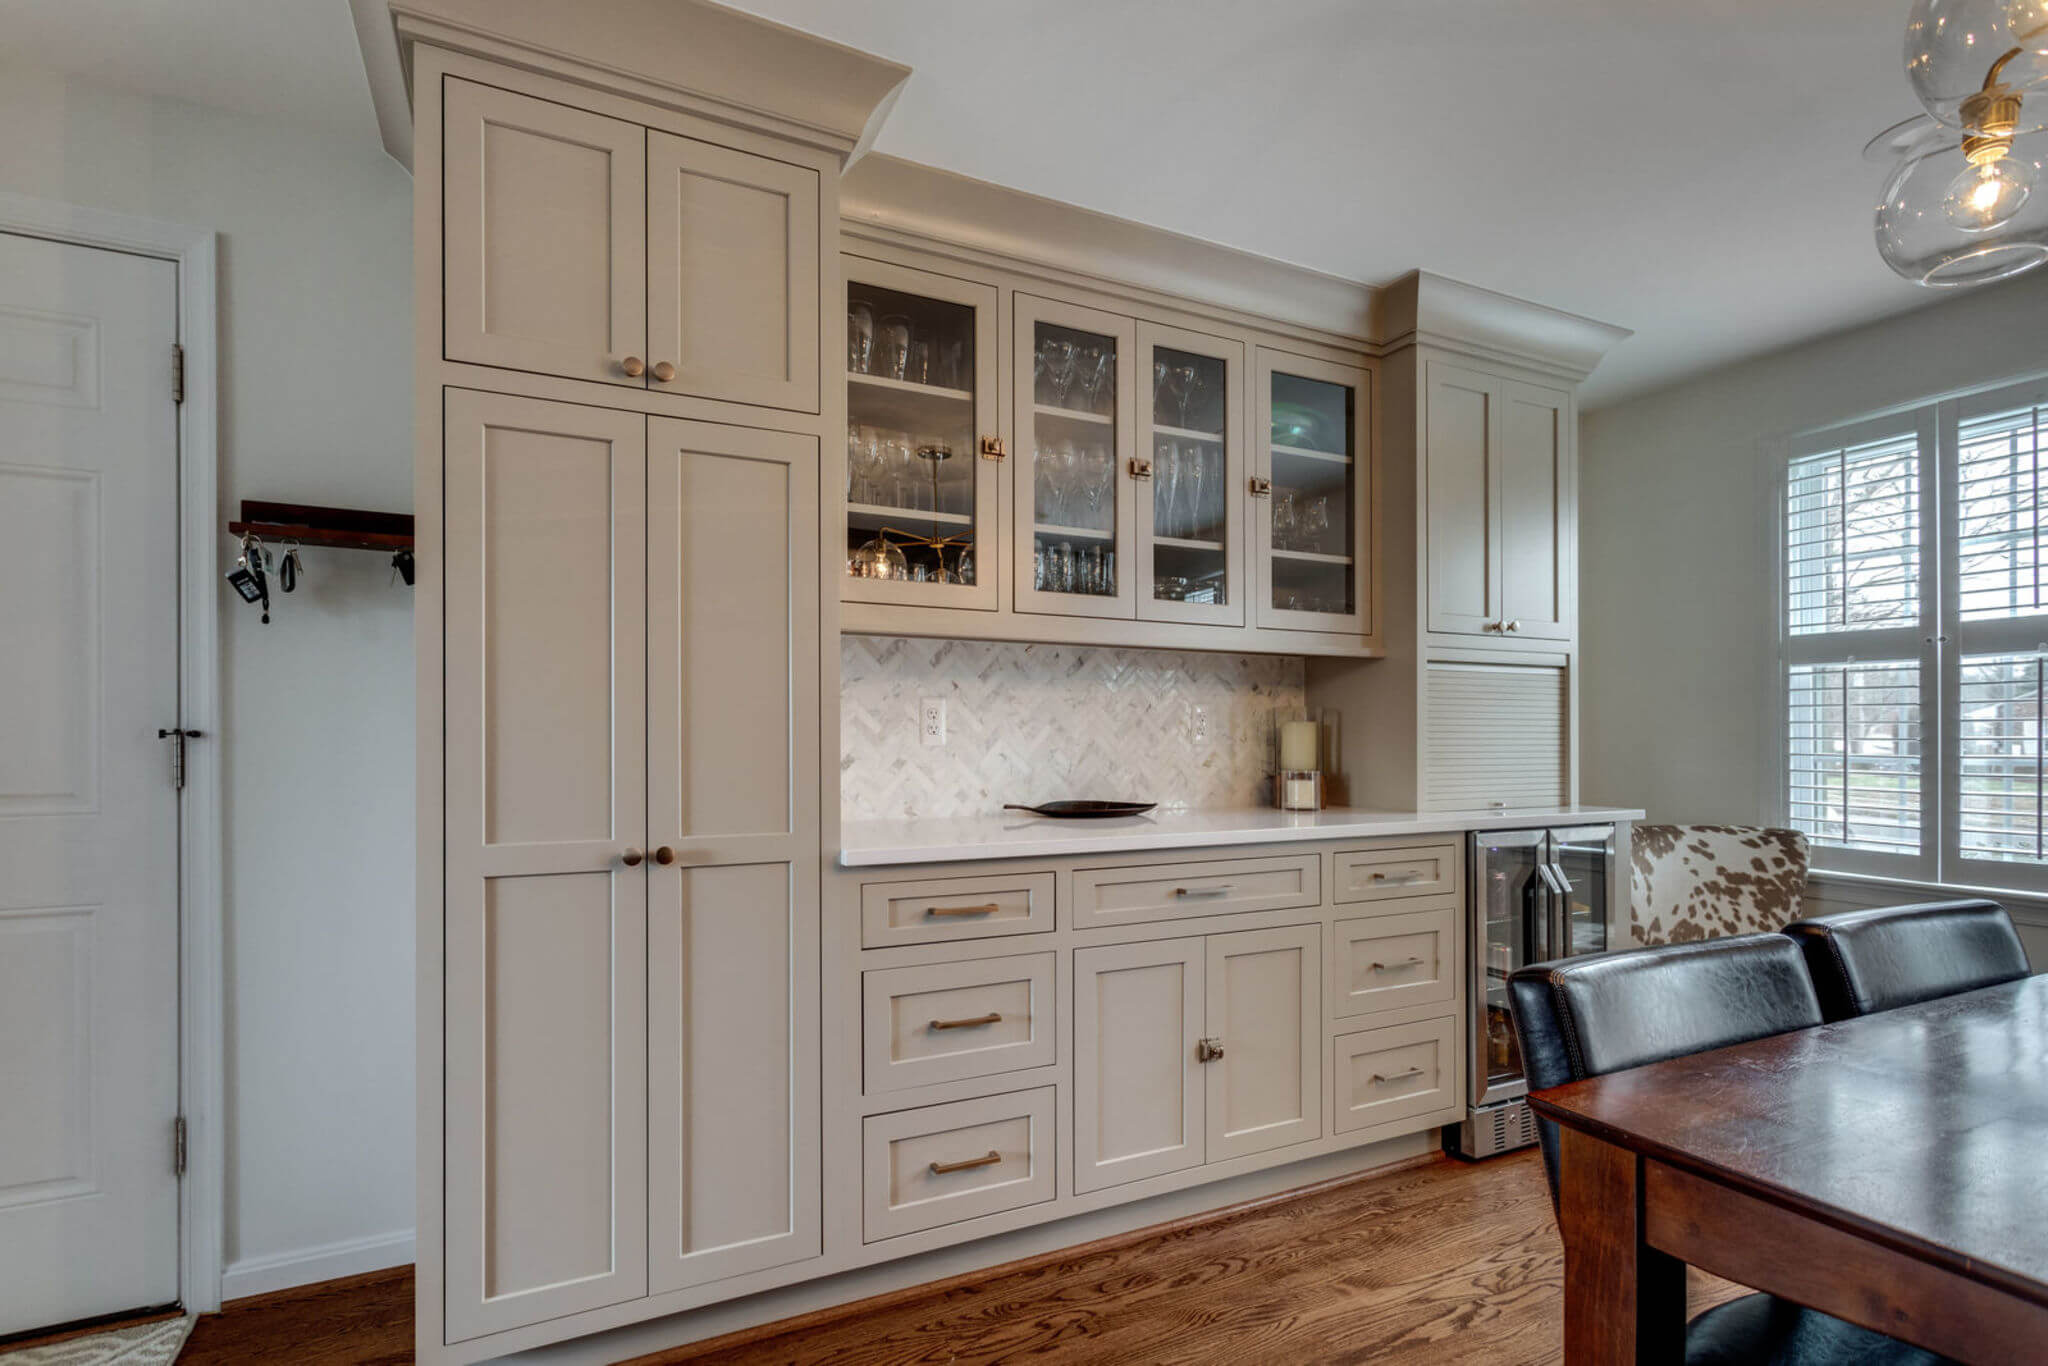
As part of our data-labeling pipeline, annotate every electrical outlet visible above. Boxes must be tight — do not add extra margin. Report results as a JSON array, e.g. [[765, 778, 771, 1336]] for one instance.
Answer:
[[1190, 705, 1209, 744], [920, 697, 947, 747]]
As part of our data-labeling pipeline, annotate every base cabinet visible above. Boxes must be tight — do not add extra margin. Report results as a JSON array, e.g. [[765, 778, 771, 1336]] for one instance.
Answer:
[[1073, 924, 1321, 1193]]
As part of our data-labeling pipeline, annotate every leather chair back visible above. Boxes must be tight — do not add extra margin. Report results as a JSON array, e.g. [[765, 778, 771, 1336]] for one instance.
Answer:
[[1508, 934, 1823, 1207], [1782, 899, 2031, 1023]]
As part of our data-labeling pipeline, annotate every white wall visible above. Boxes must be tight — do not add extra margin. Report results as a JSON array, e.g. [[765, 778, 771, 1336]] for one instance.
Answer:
[[1579, 268, 2048, 824], [0, 67, 416, 1293]]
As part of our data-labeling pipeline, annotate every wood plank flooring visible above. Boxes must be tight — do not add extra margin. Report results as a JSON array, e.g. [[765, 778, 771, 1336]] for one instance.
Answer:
[[172, 1152, 1744, 1365]]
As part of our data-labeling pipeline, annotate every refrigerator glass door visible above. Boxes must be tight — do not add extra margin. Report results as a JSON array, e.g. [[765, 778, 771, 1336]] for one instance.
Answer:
[[1550, 826, 1615, 959], [1470, 830, 1551, 1108]]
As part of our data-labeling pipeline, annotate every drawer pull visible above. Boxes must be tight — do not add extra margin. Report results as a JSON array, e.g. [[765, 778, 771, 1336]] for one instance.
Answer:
[[1174, 884, 1236, 899], [1370, 1066, 1426, 1084], [1368, 956, 1427, 972], [926, 902, 1001, 917], [929, 1012, 1003, 1031], [929, 1149, 1002, 1176], [1368, 871, 1424, 884]]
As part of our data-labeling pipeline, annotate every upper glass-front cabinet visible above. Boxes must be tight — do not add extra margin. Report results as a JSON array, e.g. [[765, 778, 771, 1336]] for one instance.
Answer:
[[843, 259, 1001, 611], [1013, 295, 1137, 619], [1138, 323, 1245, 627], [1256, 349, 1370, 634]]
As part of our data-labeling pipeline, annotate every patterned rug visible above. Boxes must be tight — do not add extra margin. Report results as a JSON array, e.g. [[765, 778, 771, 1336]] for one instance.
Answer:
[[0, 1317, 192, 1366]]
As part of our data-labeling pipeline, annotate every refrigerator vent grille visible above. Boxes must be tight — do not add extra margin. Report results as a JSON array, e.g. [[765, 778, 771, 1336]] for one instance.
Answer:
[[1462, 1101, 1540, 1158]]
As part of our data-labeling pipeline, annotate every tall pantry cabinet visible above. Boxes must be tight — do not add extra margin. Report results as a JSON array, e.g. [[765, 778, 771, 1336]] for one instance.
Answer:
[[408, 10, 907, 1361]]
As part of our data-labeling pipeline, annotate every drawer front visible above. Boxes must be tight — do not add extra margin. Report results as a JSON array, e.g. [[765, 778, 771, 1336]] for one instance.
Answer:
[[1329, 905, 1458, 1018], [1332, 842, 1459, 905], [1333, 1017, 1457, 1133], [1072, 854, 1321, 930], [862, 954, 1056, 1094], [862, 1088, 1055, 1241], [860, 872, 1055, 948]]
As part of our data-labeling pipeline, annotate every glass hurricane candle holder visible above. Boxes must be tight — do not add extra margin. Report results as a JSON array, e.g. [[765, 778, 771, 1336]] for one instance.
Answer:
[[1273, 770, 1323, 812]]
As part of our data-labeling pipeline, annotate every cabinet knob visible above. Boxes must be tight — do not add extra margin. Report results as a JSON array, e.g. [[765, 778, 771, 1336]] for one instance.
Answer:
[[1483, 620, 1502, 633], [1196, 1037, 1226, 1063], [651, 360, 677, 383], [620, 847, 644, 867], [979, 435, 1008, 462], [1505, 620, 1521, 633], [653, 846, 677, 865], [1248, 477, 1273, 497], [1128, 457, 1154, 480], [620, 356, 646, 378]]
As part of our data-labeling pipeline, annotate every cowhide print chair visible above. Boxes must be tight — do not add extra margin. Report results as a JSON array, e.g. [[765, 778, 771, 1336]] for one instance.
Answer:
[[1629, 824, 1809, 947]]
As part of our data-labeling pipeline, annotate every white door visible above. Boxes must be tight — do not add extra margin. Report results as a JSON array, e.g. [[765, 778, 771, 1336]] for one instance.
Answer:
[[1205, 925, 1321, 1161], [1424, 360, 1501, 638], [0, 233, 181, 1334], [1072, 938, 1204, 1194], [1497, 379, 1573, 641]]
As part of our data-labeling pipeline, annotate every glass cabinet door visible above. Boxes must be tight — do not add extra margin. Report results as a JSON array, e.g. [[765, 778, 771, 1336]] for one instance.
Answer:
[[1137, 322, 1244, 626], [1550, 827, 1614, 959], [1471, 830, 1550, 1107], [843, 258, 1000, 611], [1013, 294, 1136, 619], [1255, 349, 1370, 635]]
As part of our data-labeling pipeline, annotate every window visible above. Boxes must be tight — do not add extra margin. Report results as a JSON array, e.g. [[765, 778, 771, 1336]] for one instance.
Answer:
[[1780, 378, 2048, 892]]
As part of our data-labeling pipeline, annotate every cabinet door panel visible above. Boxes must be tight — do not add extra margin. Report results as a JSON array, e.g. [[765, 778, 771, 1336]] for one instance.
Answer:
[[443, 78, 646, 387], [645, 417, 820, 1292], [647, 132, 821, 413], [1137, 321, 1245, 626], [1074, 939, 1204, 1193], [1424, 361, 1499, 636], [1498, 380, 1572, 640], [1255, 349, 1370, 634], [1206, 925, 1321, 1161], [444, 391, 648, 1339]]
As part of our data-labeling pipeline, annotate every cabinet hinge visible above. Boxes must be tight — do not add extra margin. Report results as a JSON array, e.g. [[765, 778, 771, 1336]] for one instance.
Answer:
[[158, 727, 200, 790], [171, 343, 184, 405], [173, 1116, 187, 1177]]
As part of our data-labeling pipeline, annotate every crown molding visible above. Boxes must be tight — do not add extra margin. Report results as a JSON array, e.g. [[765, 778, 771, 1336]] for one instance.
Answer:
[[1377, 270, 1632, 383], [357, 0, 909, 171]]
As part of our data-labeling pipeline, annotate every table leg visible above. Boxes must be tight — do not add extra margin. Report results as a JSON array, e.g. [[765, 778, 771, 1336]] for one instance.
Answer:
[[1558, 1127, 1687, 1364]]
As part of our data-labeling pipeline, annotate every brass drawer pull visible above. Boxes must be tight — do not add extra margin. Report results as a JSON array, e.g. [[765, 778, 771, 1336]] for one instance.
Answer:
[[1173, 884, 1235, 899], [929, 1150, 1002, 1176], [1368, 870, 1424, 884], [926, 902, 1000, 917], [1368, 956, 1426, 972], [929, 1012, 1002, 1031], [1370, 1066, 1426, 1084]]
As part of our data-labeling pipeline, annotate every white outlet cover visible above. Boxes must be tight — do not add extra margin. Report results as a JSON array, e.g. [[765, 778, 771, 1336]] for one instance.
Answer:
[[920, 697, 946, 747]]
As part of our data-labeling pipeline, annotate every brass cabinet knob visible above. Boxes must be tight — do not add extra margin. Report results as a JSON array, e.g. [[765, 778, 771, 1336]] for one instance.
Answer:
[[979, 435, 1008, 462], [653, 846, 677, 865], [621, 356, 646, 377], [651, 361, 677, 383], [621, 847, 644, 867], [1128, 457, 1154, 480], [1248, 477, 1273, 497]]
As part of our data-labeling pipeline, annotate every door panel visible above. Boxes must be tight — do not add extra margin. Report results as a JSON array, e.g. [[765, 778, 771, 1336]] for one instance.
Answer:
[[1499, 380, 1572, 640], [444, 390, 648, 1339], [1470, 830, 1550, 1108], [1550, 826, 1615, 959], [647, 132, 821, 413], [443, 78, 647, 387], [645, 417, 820, 1292], [0, 234, 178, 1335], [1205, 925, 1321, 1161], [1255, 348, 1370, 634], [1424, 361, 1498, 636], [1073, 939, 1204, 1193], [1137, 321, 1245, 626]]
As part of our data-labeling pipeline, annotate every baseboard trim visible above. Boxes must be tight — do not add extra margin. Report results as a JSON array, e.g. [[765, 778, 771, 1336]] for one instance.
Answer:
[[623, 1148, 1444, 1364], [221, 1230, 415, 1303]]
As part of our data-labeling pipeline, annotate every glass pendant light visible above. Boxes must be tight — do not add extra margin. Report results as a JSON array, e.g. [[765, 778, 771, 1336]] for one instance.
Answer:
[[1875, 124, 2048, 283], [1906, 0, 2048, 132], [2009, 0, 2048, 53]]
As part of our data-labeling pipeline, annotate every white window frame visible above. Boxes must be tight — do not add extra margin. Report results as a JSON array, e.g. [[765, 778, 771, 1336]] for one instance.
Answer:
[[1774, 372, 2048, 897]]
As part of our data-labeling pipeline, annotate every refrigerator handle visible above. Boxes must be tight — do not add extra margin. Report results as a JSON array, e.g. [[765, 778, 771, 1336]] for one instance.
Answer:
[[1547, 862, 1572, 958]]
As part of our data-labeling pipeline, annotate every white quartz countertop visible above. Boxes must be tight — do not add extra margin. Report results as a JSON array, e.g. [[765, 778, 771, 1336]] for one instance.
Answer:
[[839, 805, 1645, 867]]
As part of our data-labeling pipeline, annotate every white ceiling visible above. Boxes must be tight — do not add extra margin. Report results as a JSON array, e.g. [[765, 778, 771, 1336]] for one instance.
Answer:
[[0, 0, 1955, 405]]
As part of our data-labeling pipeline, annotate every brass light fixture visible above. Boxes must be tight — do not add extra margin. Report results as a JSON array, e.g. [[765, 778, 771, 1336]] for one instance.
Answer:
[[1873, 0, 2048, 284], [849, 444, 975, 584]]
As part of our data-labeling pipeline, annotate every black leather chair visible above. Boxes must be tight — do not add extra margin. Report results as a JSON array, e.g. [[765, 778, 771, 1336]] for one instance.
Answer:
[[1509, 935, 1953, 1365], [1782, 899, 2032, 1023]]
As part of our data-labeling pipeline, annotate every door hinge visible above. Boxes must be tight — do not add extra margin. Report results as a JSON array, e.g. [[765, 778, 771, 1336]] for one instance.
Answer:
[[173, 1116, 187, 1177], [158, 727, 201, 790], [171, 343, 185, 404]]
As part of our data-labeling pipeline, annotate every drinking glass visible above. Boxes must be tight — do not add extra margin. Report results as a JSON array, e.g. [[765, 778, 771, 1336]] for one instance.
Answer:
[[1272, 490, 1298, 551], [906, 339, 931, 385], [1039, 336, 1078, 406], [1049, 440, 1080, 527], [1054, 541, 1075, 594], [938, 339, 965, 390], [1185, 442, 1208, 542], [1084, 545, 1104, 594], [847, 300, 874, 374], [1303, 495, 1331, 554], [1177, 365, 1205, 429], [877, 314, 912, 382], [1076, 342, 1113, 414], [1155, 440, 1180, 539], [1083, 444, 1112, 532]]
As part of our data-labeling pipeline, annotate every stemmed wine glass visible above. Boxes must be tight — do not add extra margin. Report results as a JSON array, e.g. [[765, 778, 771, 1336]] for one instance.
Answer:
[[1038, 336, 1078, 407], [1184, 442, 1209, 541], [1076, 342, 1113, 415], [1083, 444, 1112, 532]]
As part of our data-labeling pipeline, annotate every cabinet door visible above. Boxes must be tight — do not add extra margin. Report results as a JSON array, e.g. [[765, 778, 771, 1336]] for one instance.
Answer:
[[1204, 925, 1321, 1161], [443, 391, 649, 1339], [1255, 349, 1370, 634], [646, 132, 821, 413], [1013, 294, 1138, 620], [843, 256, 1002, 611], [1497, 379, 1573, 640], [645, 418, 820, 1293], [1137, 321, 1245, 626], [1073, 938, 1205, 1193], [443, 78, 647, 387], [1423, 360, 1501, 637]]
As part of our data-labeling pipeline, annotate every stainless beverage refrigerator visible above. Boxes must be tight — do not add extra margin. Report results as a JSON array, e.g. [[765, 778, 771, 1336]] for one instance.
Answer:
[[1452, 825, 1618, 1160]]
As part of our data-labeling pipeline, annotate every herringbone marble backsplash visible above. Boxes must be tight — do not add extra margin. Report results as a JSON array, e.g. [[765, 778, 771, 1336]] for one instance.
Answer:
[[841, 637, 1304, 821]]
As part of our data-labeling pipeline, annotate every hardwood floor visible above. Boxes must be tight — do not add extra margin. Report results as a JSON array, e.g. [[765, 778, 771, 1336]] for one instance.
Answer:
[[173, 1152, 1743, 1365]]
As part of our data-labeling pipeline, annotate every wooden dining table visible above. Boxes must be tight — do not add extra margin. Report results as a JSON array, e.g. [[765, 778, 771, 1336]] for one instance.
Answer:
[[1527, 973, 2048, 1365]]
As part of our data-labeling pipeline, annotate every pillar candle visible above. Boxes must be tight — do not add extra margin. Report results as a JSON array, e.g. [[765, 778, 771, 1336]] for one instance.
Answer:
[[1279, 720, 1319, 772]]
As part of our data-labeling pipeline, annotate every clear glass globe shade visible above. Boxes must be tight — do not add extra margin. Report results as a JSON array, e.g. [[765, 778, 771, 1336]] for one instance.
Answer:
[[2011, 0, 2048, 52], [1907, 0, 2048, 131], [1878, 131, 2048, 283], [1943, 153, 2037, 226]]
